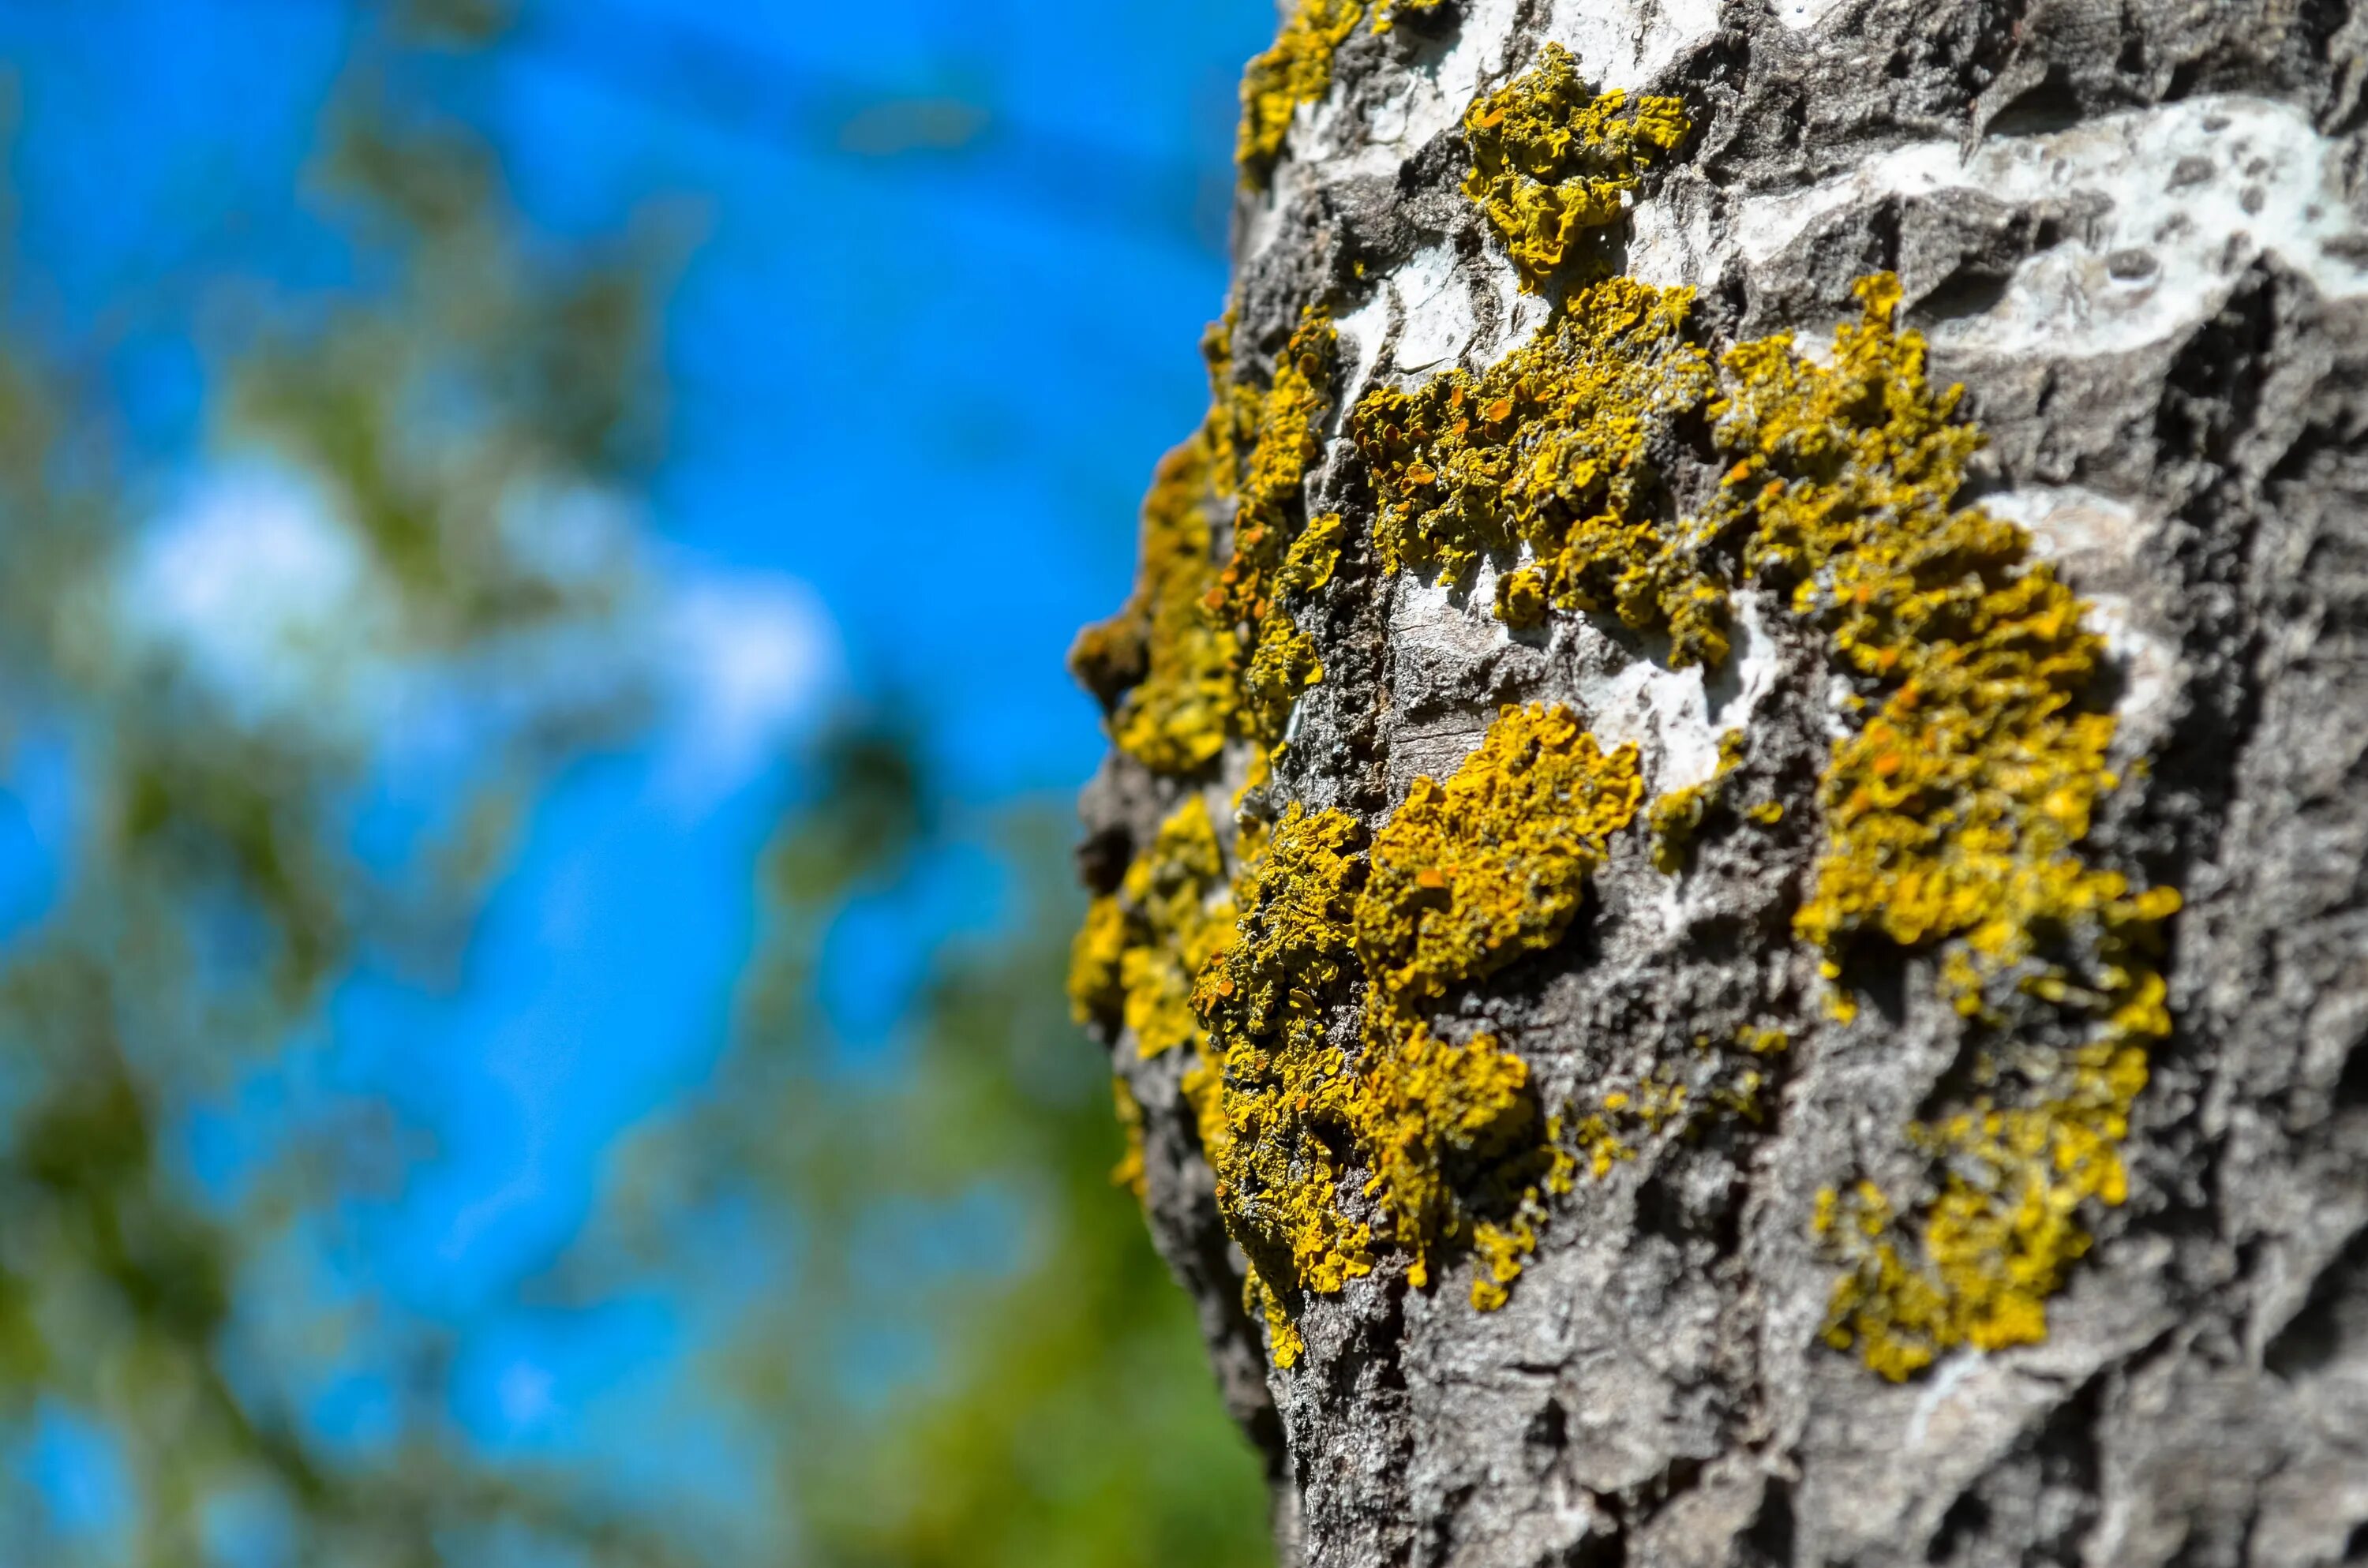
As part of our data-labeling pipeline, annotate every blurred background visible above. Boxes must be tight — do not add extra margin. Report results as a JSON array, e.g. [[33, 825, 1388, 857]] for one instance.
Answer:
[[0, 1, 1280, 1562]]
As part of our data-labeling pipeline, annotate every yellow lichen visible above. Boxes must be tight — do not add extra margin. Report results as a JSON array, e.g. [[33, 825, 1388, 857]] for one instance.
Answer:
[[1570, 1107, 1637, 1179], [1647, 727, 1748, 873], [1092, 25, 2182, 1388], [1064, 797, 1239, 1068], [1711, 276, 2179, 1377], [1066, 893, 1129, 1028], [1076, 310, 1339, 775], [1494, 564, 1548, 627], [1355, 703, 1643, 1005], [1215, 309, 1340, 750], [1073, 431, 1238, 775], [1237, 0, 1447, 182], [1118, 798, 1238, 1061], [1351, 278, 1728, 666], [1238, 0, 1366, 181], [1277, 510, 1346, 597], [1462, 43, 1689, 290], [1111, 1076, 1149, 1200], [1192, 803, 1373, 1360], [1193, 703, 1644, 1360]]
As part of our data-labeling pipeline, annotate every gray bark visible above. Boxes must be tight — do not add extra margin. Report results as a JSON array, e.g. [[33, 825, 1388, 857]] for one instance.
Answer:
[[1077, 1, 2368, 1563]]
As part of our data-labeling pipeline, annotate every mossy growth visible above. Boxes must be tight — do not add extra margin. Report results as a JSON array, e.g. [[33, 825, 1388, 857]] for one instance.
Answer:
[[1237, 0, 1448, 183], [1351, 277, 1729, 664], [1462, 43, 1689, 290], [1710, 275, 2180, 1378], [1192, 703, 1641, 1363], [1073, 311, 1339, 777]]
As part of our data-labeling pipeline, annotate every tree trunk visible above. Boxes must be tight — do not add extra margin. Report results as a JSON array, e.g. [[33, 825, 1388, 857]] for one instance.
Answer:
[[1070, 2, 2368, 1563]]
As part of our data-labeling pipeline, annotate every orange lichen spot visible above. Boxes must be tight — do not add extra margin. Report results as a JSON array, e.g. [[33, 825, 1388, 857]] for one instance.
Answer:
[[1461, 43, 1689, 290], [1351, 277, 1727, 664]]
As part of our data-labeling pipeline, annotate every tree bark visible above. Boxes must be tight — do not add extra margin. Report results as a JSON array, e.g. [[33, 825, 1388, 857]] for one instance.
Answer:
[[1072, 2, 2368, 1563]]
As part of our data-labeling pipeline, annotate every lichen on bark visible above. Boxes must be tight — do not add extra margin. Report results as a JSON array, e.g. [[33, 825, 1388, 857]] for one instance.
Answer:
[[1073, 0, 2368, 1559]]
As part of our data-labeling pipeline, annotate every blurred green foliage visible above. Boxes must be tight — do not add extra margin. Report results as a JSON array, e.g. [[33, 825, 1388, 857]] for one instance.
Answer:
[[0, 9, 1272, 1566], [596, 725, 1274, 1566]]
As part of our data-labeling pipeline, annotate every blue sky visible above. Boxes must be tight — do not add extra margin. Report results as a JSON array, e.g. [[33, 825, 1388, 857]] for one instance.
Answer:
[[0, 0, 1274, 1528]]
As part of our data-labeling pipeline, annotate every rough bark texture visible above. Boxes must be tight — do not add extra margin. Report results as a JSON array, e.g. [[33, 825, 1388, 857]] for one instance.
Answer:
[[1073, 1, 2368, 1563]]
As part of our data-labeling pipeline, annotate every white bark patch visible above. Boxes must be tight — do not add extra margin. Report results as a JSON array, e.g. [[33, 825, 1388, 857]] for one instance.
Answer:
[[1383, 0, 1529, 153], [1388, 567, 1780, 800], [1272, 0, 1530, 209], [1541, 0, 1725, 90], [1625, 182, 1719, 295], [1332, 282, 1397, 410], [1564, 589, 1781, 793], [1392, 244, 1482, 373], [1722, 95, 2368, 358], [1767, 0, 1858, 30]]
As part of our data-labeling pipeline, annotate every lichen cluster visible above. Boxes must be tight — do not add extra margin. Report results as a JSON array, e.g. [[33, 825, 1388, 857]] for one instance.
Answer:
[[1069, 795, 1237, 1064], [1350, 278, 1727, 661], [1351, 704, 1638, 1308], [1237, 0, 1447, 182], [1209, 311, 1342, 748], [1070, 311, 1339, 775], [1193, 703, 1639, 1362], [1648, 728, 1748, 872], [1079, 36, 2180, 1384], [1711, 276, 2179, 1378], [1462, 43, 1690, 289], [1068, 432, 1238, 775]]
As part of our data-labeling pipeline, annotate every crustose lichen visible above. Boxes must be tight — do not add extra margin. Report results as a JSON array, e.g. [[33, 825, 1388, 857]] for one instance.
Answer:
[[1237, 0, 1448, 184], [1463, 43, 1689, 290], [1194, 703, 1639, 1363], [1080, 24, 2181, 1387], [1070, 310, 1339, 778], [1710, 276, 2180, 1379]]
